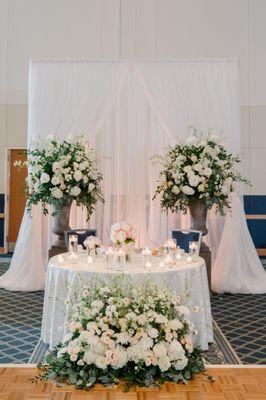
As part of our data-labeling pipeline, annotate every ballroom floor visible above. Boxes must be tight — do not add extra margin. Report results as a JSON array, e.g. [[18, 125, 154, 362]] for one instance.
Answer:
[[0, 261, 265, 365], [1, 366, 266, 399]]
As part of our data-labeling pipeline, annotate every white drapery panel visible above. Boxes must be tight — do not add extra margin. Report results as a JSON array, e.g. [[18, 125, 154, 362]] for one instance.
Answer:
[[1, 59, 265, 293]]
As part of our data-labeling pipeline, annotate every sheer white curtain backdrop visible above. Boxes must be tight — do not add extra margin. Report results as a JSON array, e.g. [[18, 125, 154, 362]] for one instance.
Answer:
[[0, 59, 265, 293]]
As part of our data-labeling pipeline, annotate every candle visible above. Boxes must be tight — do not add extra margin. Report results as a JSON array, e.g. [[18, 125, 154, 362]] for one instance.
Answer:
[[159, 262, 165, 268], [189, 241, 198, 260], [187, 256, 192, 264], [142, 246, 152, 256], [106, 247, 115, 264], [164, 254, 173, 265], [87, 256, 94, 264], [115, 249, 126, 264], [146, 261, 152, 269], [176, 253, 182, 261]]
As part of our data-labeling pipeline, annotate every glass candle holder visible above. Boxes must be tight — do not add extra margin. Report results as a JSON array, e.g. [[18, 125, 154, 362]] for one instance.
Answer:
[[164, 238, 177, 256], [114, 249, 126, 266], [69, 234, 78, 255], [189, 241, 198, 260], [142, 246, 152, 263], [106, 247, 115, 265]]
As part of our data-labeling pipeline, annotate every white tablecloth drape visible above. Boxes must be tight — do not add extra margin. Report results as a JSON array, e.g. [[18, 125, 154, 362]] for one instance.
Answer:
[[41, 253, 213, 350]]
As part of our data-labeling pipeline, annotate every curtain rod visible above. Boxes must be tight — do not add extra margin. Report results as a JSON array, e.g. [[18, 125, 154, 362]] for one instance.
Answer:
[[29, 58, 239, 63]]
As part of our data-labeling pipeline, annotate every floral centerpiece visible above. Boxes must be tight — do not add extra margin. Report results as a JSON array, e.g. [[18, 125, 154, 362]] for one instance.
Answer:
[[110, 221, 136, 253], [18, 135, 104, 248], [25, 135, 104, 218], [153, 129, 249, 215], [34, 279, 205, 390], [153, 129, 249, 239]]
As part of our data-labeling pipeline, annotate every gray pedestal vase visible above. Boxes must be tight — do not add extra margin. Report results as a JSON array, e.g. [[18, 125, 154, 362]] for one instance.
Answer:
[[189, 198, 212, 291], [49, 198, 72, 258]]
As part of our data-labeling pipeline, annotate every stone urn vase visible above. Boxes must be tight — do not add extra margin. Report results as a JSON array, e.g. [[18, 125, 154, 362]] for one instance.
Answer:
[[51, 198, 73, 249], [189, 198, 212, 290], [189, 198, 208, 237]]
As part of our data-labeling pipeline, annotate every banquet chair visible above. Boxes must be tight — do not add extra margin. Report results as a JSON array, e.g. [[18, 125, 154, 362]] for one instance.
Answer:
[[65, 229, 97, 250], [171, 230, 202, 253]]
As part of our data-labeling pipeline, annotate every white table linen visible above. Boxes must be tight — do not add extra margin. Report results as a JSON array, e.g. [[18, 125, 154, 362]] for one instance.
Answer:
[[41, 253, 213, 350]]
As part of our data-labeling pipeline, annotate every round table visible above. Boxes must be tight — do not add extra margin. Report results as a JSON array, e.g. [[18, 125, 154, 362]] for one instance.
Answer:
[[41, 252, 213, 350]]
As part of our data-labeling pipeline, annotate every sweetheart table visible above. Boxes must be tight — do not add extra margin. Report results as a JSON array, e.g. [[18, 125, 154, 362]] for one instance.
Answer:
[[41, 253, 213, 350]]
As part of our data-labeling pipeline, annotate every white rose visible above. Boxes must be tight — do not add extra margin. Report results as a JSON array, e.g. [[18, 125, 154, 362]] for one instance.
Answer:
[[115, 230, 127, 243], [51, 176, 61, 186], [70, 186, 81, 197], [52, 162, 61, 173], [188, 174, 201, 187], [169, 319, 183, 331], [184, 165, 192, 173], [172, 185, 180, 195], [191, 155, 197, 162], [40, 172, 50, 184], [147, 327, 159, 339], [51, 188, 63, 199], [73, 170, 82, 182], [182, 186, 195, 195], [83, 176, 89, 184], [194, 163, 202, 172], [203, 168, 212, 178]]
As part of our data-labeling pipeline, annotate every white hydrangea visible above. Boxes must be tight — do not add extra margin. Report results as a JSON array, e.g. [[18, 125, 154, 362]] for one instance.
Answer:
[[174, 356, 188, 370]]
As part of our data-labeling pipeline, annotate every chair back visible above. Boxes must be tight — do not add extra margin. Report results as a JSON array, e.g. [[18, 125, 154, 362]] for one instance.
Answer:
[[65, 229, 97, 250], [172, 229, 202, 253]]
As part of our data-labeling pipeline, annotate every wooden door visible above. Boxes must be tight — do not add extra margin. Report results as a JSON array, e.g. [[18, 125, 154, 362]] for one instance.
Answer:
[[8, 149, 27, 250]]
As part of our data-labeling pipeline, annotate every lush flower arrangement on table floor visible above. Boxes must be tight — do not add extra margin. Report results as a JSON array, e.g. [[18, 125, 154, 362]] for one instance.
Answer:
[[34, 278, 205, 391], [15, 135, 104, 218], [153, 128, 249, 214]]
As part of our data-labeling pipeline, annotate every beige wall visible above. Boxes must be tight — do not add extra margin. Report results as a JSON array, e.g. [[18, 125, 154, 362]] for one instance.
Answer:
[[0, 0, 265, 195]]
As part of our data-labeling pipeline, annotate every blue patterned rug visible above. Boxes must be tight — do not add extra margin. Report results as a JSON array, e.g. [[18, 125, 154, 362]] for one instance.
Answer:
[[0, 263, 44, 363]]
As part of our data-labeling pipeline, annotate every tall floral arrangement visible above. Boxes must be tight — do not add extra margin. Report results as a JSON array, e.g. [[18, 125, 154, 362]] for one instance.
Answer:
[[22, 136, 104, 218], [153, 129, 249, 214], [34, 279, 204, 390]]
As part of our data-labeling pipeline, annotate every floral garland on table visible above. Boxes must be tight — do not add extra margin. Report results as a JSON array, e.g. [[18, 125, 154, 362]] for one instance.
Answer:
[[34, 278, 205, 391], [15, 135, 104, 218], [153, 129, 249, 214]]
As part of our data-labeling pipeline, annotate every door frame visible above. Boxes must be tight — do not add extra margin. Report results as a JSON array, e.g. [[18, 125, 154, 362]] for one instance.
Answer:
[[5, 147, 27, 253]]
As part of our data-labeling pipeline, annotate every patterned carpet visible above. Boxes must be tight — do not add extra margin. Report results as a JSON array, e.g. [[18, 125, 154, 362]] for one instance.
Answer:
[[0, 263, 44, 363], [0, 261, 265, 364], [211, 293, 266, 364]]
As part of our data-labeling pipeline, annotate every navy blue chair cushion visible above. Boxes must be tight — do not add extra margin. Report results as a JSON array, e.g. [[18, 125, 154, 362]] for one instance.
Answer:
[[172, 230, 201, 253], [65, 229, 97, 249]]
